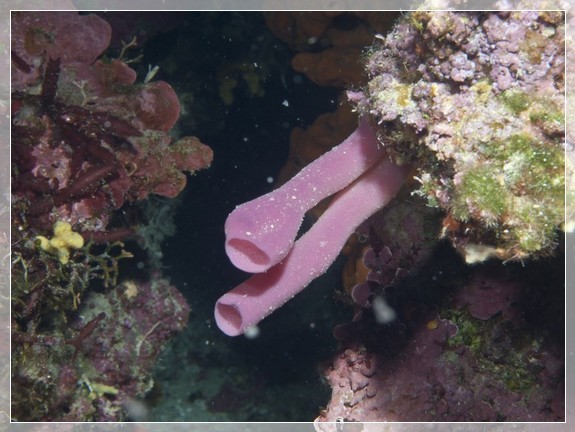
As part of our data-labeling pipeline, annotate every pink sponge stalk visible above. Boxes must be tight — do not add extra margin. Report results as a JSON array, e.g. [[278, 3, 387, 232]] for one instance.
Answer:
[[215, 156, 409, 336], [225, 119, 385, 273]]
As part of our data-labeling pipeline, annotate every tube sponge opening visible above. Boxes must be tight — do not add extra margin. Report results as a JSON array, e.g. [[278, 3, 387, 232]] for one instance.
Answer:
[[215, 302, 244, 337], [225, 238, 271, 273]]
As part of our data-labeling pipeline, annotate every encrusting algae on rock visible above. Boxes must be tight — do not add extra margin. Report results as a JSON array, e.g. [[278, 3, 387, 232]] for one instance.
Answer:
[[351, 10, 567, 262]]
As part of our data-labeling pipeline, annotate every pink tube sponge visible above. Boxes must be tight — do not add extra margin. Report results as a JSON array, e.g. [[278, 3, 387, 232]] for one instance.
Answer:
[[215, 156, 409, 336], [225, 119, 385, 273]]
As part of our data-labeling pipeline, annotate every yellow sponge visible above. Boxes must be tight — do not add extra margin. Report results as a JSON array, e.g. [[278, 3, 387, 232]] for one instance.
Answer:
[[36, 221, 84, 264]]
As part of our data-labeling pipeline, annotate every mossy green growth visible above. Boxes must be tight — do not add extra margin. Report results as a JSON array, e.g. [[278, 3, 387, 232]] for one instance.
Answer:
[[511, 195, 563, 253], [451, 132, 564, 257], [445, 309, 484, 355], [529, 105, 564, 136], [499, 90, 530, 114], [443, 309, 540, 393], [503, 134, 564, 193], [498, 88, 563, 137], [529, 108, 563, 126], [451, 166, 508, 225]]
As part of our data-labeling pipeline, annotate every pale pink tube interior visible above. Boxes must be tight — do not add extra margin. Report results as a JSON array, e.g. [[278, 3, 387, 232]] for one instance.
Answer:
[[224, 119, 384, 273], [215, 156, 409, 336]]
